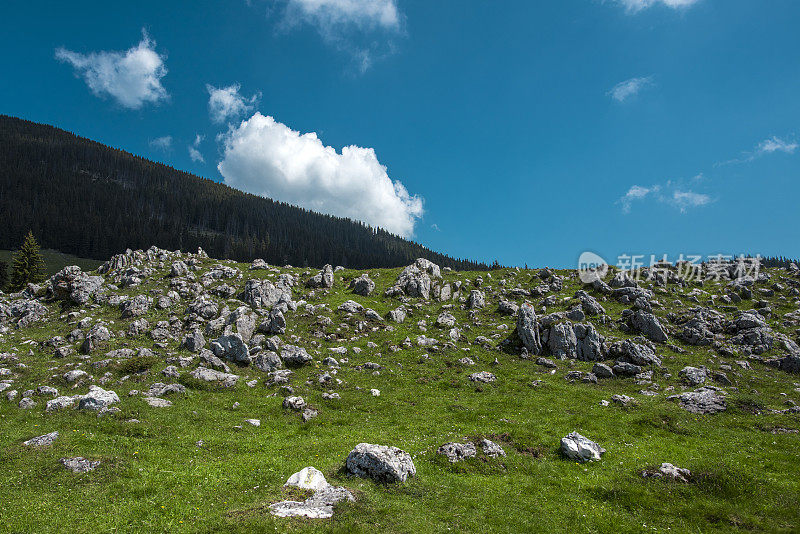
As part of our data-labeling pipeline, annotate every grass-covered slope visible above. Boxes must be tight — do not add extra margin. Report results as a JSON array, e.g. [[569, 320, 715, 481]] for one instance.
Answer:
[[0, 249, 103, 278], [0, 249, 799, 533]]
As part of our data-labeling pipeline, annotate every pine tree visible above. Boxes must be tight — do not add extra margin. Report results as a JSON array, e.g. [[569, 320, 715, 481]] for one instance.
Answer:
[[10, 231, 46, 291], [0, 260, 9, 291]]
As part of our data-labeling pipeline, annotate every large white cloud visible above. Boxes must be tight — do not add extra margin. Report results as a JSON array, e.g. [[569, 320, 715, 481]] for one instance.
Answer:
[[206, 83, 260, 124], [217, 112, 423, 237], [55, 31, 167, 109]]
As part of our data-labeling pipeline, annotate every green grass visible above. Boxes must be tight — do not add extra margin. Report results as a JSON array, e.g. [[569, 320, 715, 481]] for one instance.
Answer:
[[0, 260, 799, 532], [0, 248, 104, 278]]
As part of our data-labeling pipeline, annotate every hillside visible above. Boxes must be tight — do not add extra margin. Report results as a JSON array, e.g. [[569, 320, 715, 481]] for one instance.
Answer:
[[0, 115, 487, 271], [1, 248, 799, 532], [0, 249, 102, 278]]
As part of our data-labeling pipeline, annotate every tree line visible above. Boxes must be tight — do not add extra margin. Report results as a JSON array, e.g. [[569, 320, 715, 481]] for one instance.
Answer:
[[0, 115, 493, 271]]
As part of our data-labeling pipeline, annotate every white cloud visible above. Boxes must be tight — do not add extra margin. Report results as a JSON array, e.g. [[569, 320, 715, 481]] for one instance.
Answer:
[[149, 135, 172, 151], [615, 0, 700, 14], [619, 183, 710, 213], [217, 112, 423, 237], [716, 135, 798, 166], [620, 184, 660, 213], [756, 136, 798, 156], [206, 84, 261, 124], [608, 76, 654, 102], [276, 0, 402, 71], [188, 134, 205, 163], [284, 0, 400, 31], [670, 190, 710, 212], [55, 30, 168, 109]]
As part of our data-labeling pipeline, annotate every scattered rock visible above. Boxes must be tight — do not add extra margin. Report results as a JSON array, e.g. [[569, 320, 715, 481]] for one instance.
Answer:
[[345, 443, 416, 483], [560, 432, 605, 462]]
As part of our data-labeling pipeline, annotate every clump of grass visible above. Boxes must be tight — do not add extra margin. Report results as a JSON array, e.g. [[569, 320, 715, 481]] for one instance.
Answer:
[[114, 354, 160, 375]]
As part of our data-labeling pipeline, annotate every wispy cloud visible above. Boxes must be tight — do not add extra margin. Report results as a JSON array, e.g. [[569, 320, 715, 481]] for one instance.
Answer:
[[273, 0, 403, 72], [608, 76, 654, 102], [206, 83, 261, 124], [149, 135, 173, 151], [670, 190, 710, 212], [619, 182, 710, 214], [716, 135, 798, 166], [620, 184, 660, 213], [613, 0, 701, 14], [756, 136, 798, 156], [188, 134, 205, 163], [55, 30, 168, 109]]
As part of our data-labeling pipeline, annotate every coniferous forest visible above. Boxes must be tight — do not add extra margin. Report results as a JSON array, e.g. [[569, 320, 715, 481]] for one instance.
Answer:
[[0, 115, 489, 270]]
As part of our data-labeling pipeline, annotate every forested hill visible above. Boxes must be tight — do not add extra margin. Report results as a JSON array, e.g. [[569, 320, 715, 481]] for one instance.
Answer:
[[0, 115, 489, 270]]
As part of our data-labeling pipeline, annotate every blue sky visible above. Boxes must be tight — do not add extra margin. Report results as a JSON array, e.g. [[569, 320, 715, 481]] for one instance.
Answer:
[[2, 0, 799, 267]]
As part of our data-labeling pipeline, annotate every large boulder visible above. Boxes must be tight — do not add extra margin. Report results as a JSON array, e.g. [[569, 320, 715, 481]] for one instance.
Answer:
[[574, 290, 605, 316], [190, 366, 239, 387], [468, 290, 486, 309], [281, 345, 313, 366], [345, 443, 416, 483], [629, 310, 668, 343], [23, 431, 59, 448], [608, 339, 661, 367], [77, 386, 119, 411], [253, 351, 283, 372], [679, 366, 707, 386], [186, 296, 219, 319], [350, 274, 375, 296], [306, 265, 334, 289], [241, 279, 291, 309], [120, 294, 150, 318], [81, 323, 111, 354], [385, 259, 441, 300], [668, 386, 726, 414], [211, 334, 251, 365], [49, 266, 104, 305], [516, 303, 542, 355], [560, 432, 605, 462]]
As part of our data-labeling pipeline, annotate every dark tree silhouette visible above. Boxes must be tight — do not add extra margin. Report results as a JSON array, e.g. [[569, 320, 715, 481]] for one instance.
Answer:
[[0, 260, 9, 291], [9, 231, 46, 291]]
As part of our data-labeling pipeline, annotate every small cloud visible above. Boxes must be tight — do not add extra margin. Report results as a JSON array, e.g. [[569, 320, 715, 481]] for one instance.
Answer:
[[206, 83, 261, 124], [619, 183, 710, 214], [619, 184, 660, 213], [55, 30, 168, 109], [282, 0, 400, 34], [608, 76, 654, 102], [431, 223, 440, 231], [149, 135, 173, 151], [188, 134, 205, 163], [716, 135, 798, 166], [614, 0, 700, 14], [274, 0, 403, 71], [669, 190, 711, 213], [756, 136, 798, 156]]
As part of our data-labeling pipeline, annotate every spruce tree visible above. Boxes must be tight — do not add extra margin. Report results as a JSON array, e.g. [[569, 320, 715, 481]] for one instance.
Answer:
[[0, 260, 8, 291], [9, 231, 46, 291]]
